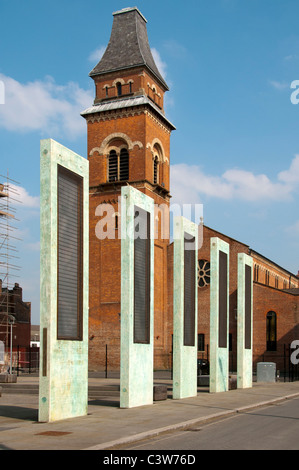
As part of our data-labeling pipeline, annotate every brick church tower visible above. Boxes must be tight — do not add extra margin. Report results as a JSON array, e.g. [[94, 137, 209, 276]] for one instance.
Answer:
[[81, 7, 175, 370]]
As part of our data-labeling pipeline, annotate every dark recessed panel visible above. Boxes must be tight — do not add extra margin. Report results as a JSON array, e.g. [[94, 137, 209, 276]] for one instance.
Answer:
[[245, 264, 252, 350], [42, 328, 47, 377], [57, 165, 83, 341], [134, 206, 150, 344], [184, 233, 196, 347], [218, 251, 228, 348]]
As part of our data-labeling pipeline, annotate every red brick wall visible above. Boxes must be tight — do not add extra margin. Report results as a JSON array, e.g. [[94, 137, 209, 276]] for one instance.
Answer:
[[252, 283, 299, 370], [86, 64, 299, 374], [94, 68, 165, 110], [167, 225, 299, 373]]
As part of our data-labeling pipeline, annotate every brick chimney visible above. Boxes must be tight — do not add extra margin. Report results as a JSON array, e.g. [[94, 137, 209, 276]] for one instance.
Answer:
[[13, 282, 22, 301]]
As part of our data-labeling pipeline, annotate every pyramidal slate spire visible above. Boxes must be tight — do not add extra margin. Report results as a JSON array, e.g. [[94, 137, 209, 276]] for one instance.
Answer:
[[89, 7, 168, 91]]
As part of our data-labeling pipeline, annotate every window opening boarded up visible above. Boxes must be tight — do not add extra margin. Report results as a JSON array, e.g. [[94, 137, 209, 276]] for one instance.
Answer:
[[134, 206, 150, 344], [57, 165, 83, 340], [245, 264, 252, 350], [184, 233, 196, 346], [218, 250, 228, 348]]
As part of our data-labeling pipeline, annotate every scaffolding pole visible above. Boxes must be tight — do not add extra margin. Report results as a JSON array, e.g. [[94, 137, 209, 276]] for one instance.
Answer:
[[0, 172, 22, 354]]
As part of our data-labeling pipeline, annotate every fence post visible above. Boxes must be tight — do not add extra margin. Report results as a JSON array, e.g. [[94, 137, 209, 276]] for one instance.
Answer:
[[171, 335, 173, 380], [29, 347, 31, 375], [288, 345, 291, 382], [17, 345, 19, 377], [284, 344, 286, 383], [291, 347, 294, 382], [105, 344, 108, 379]]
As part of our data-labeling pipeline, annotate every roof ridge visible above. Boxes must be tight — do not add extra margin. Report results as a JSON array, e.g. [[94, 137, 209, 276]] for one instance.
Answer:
[[135, 7, 146, 68], [113, 7, 147, 23]]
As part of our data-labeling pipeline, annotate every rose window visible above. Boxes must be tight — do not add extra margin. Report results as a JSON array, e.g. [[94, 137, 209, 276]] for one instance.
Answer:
[[198, 260, 210, 288]]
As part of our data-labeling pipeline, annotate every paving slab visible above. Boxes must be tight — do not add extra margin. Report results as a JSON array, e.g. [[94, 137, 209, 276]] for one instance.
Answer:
[[1, 377, 299, 450]]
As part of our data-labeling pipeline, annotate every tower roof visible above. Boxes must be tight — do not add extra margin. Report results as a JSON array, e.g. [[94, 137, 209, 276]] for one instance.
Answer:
[[89, 7, 168, 91], [81, 95, 176, 130]]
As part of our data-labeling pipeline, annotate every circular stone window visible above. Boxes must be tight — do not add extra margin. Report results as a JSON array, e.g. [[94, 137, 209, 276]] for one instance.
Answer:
[[198, 260, 211, 288]]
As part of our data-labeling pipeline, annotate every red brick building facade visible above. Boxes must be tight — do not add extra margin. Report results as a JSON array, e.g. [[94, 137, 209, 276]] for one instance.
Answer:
[[170, 226, 299, 372], [0, 280, 31, 350], [83, 7, 299, 373]]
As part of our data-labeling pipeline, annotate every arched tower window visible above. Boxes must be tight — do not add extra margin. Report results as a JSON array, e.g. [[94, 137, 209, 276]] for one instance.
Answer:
[[116, 82, 122, 97], [108, 150, 118, 182], [266, 311, 277, 351], [152, 143, 163, 185], [119, 148, 129, 181], [108, 148, 129, 182], [153, 156, 159, 184]]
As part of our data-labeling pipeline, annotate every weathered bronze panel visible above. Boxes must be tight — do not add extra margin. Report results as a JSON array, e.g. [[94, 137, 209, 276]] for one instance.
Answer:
[[245, 264, 252, 350], [42, 328, 47, 377], [57, 165, 83, 340], [218, 251, 228, 348], [184, 233, 196, 347], [134, 206, 150, 344]]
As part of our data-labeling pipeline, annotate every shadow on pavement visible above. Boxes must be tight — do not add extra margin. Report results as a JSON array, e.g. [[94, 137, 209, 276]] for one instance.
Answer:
[[0, 444, 12, 450], [88, 399, 119, 407], [0, 405, 38, 421]]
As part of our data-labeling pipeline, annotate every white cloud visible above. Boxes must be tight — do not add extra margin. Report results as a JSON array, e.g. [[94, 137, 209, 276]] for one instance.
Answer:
[[171, 164, 232, 205], [284, 54, 299, 62], [269, 80, 289, 90], [170, 155, 299, 205], [8, 184, 40, 208], [151, 48, 167, 79], [222, 168, 292, 201], [278, 155, 299, 184], [0, 74, 93, 139], [88, 45, 106, 63]]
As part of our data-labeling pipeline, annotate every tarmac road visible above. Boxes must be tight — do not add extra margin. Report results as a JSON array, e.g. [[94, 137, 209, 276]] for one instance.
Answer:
[[125, 396, 299, 450], [1, 377, 299, 450]]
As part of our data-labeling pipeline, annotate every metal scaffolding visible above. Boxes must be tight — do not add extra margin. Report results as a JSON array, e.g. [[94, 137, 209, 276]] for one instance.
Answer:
[[0, 172, 22, 350]]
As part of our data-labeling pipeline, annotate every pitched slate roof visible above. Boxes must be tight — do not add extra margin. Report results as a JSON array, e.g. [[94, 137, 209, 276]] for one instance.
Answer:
[[89, 7, 168, 91]]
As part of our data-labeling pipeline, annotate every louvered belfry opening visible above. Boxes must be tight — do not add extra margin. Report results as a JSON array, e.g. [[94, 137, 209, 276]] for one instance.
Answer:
[[108, 150, 118, 182], [184, 233, 196, 347], [119, 148, 129, 181], [133, 206, 151, 344], [117, 82, 122, 96], [57, 165, 83, 341], [108, 148, 129, 182], [153, 157, 158, 184]]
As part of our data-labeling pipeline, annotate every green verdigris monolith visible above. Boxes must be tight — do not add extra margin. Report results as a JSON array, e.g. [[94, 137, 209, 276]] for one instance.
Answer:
[[173, 216, 198, 399], [237, 253, 253, 389], [39, 139, 89, 422], [120, 185, 154, 408], [210, 237, 229, 393]]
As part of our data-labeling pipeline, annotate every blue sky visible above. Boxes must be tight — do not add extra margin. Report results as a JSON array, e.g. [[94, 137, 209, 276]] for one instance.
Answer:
[[1, 0, 299, 324]]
